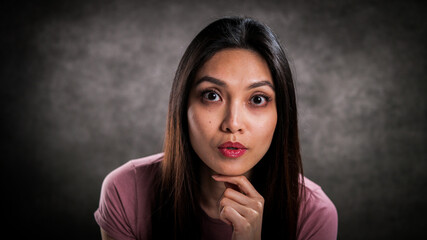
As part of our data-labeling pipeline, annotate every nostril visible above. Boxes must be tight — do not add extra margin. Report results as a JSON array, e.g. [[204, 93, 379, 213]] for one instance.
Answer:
[[224, 127, 243, 133]]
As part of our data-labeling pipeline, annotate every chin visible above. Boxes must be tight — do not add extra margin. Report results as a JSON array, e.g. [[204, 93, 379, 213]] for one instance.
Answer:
[[214, 165, 251, 177]]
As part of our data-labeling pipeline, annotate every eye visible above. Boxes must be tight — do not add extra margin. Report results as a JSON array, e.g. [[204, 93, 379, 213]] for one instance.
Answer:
[[202, 90, 221, 102], [250, 95, 270, 106]]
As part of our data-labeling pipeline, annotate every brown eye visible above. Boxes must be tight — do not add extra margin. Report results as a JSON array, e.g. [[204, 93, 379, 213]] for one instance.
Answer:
[[250, 95, 270, 106], [202, 91, 221, 102], [253, 96, 263, 104]]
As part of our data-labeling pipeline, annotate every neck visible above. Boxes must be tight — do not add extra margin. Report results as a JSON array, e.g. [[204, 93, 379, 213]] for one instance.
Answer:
[[199, 163, 225, 219], [198, 162, 253, 219]]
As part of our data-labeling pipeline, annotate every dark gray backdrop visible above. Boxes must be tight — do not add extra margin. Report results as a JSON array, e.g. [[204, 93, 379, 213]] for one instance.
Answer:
[[2, 0, 426, 239]]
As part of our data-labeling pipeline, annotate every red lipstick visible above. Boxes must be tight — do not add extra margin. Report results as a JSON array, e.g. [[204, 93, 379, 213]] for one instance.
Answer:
[[218, 141, 247, 158]]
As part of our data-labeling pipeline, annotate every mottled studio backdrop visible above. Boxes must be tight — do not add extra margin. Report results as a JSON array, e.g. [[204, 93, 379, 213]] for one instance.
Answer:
[[2, 0, 426, 239]]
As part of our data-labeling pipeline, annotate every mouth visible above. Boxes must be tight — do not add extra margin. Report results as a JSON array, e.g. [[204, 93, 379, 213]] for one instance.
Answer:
[[218, 141, 247, 158]]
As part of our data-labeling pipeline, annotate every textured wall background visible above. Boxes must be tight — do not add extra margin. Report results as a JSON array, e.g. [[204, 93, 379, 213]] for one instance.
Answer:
[[2, 0, 426, 239]]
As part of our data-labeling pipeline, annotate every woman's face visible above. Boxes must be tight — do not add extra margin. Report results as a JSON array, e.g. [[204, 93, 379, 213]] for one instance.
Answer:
[[187, 48, 277, 176]]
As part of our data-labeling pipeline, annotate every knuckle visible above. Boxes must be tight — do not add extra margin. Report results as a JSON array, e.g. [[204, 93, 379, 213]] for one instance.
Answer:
[[219, 198, 228, 206], [256, 200, 264, 210], [242, 221, 251, 231], [222, 206, 231, 214], [220, 207, 225, 215], [219, 198, 228, 207], [239, 175, 248, 184], [249, 198, 264, 211], [224, 188, 233, 196], [248, 209, 259, 219]]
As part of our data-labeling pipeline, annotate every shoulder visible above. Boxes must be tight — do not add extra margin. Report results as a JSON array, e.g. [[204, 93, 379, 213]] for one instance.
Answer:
[[300, 177, 336, 213], [101, 153, 163, 194], [94, 153, 164, 240], [105, 152, 163, 185], [297, 177, 338, 240]]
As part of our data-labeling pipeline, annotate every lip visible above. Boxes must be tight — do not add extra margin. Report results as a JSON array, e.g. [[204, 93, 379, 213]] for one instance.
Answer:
[[218, 141, 247, 158]]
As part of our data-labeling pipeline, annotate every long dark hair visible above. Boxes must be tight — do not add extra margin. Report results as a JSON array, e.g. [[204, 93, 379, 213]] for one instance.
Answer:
[[152, 16, 304, 240]]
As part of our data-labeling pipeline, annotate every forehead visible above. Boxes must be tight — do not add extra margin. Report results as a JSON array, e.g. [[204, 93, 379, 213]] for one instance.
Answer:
[[195, 48, 273, 86]]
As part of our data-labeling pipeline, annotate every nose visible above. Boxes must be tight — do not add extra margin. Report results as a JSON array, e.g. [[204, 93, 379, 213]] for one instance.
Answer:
[[220, 101, 245, 134]]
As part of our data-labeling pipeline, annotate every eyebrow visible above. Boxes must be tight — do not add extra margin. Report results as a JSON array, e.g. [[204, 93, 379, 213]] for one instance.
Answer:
[[195, 76, 226, 87], [247, 80, 275, 90], [195, 76, 275, 90]]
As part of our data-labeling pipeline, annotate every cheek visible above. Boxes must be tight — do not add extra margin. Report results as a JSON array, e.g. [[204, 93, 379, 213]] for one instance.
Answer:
[[187, 106, 200, 140], [251, 110, 277, 138], [187, 105, 217, 143]]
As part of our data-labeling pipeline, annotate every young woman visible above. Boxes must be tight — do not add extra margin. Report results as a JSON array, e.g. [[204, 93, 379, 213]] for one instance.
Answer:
[[95, 17, 338, 240]]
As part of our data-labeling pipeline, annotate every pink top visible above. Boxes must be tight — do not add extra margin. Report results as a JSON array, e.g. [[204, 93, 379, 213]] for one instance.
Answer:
[[94, 153, 338, 239]]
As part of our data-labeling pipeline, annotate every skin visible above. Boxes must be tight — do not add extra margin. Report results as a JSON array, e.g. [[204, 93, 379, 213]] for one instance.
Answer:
[[100, 48, 277, 240], [187, 48, 277, 240]]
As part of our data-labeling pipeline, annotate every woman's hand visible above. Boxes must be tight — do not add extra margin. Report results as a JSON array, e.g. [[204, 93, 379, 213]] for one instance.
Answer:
[[212, 175, 264, 240]]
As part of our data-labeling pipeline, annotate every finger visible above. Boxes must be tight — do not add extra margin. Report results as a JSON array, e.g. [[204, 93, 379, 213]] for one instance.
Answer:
[[219, 205, 246, 228], [219, 197, 257, 219], [219, 213, 233, 226], [221, 187, 251, 206], [212, 175, 261, 198]]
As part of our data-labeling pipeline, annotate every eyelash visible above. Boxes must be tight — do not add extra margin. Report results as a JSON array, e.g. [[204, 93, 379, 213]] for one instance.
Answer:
[[251, 94, 272, 106], [200, 89, 272, 107], [201, 89, 221, 102]]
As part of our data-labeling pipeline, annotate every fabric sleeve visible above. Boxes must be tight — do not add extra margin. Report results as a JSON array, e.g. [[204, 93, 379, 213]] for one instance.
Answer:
[[94, 163, 137, 240], [297, 179, 338, 240]]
